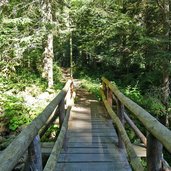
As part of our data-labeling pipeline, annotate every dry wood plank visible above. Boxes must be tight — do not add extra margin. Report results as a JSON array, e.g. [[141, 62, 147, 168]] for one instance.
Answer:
[[66, 132, 116, 137], [69, 120, 112, 124], [41, 142, 54, 156], [68, 124, 114, 129], [41, 142, 55, 148], [58, 153, 126, 162], [66, 136, 117, 143], [56, 162, 131, 171], [61, 147, 122, 154], [64, 142, 116, 148], [41, 145, 122, 155], [133, 144, 146, 157], [67, 128, 115, 133]]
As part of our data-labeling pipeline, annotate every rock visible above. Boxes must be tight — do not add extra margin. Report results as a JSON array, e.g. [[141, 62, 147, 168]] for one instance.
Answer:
[[37, 92, 49, 101], [24, 95, 36, 106]]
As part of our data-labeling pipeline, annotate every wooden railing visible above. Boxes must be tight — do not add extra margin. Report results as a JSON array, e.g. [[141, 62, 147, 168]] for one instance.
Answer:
[[101, 77, 171, 171], [0, 79, 74, 171]]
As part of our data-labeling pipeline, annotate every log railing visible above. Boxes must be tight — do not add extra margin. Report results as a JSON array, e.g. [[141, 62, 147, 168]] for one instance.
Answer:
[[101, 77, 171, 171], [0, 79, 74, 171]]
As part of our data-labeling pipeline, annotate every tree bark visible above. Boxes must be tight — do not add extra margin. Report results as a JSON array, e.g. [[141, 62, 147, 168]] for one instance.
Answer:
[[43, 33, 54, 88], [41, 0, 54, 88]]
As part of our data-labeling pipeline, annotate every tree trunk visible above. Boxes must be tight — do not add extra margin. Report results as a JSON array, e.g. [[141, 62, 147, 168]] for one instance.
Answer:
[[70, 30, 73, 78], [43, 33, 54, 88], [41, 0, 54, 88], [164, 0, 171, 128]]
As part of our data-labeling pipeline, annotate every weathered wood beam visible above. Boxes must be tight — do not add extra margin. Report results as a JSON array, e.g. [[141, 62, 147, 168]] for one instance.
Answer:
[[39, 107, 59, 138], [26, 135, 42, 171], [147, 133, 163, 171], [59, 98, 65, 128], [100, 89, 144, 171], [117, 100, 125, 148], [43, 107, 71, 171], [102, 77, 171, 153], [0, 80, 72, 171], [124, 112, 147, 146]]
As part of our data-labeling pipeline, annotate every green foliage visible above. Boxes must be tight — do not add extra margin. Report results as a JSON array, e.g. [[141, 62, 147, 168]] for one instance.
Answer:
[[73, 67, 101, 99], [71, 0, 144, 70], [53, 64, 64, 90], [1, 95, 31, 131], [41, 124, 59, 142], [124, 85, 142, 103], [0, 69, 47, 94], [125, 123, 136, 142], [81, 78, 100, 100], [122, 84, 166, 117], [0, 68, 63, 132]]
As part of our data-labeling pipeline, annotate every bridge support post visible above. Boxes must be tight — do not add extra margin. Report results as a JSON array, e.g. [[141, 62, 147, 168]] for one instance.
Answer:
[[59, 99, 65, 128], [117, 100, 125, 148], [147, 133, 163, 171], [25, 135, 42, 171], [107, 88, 113, 107]]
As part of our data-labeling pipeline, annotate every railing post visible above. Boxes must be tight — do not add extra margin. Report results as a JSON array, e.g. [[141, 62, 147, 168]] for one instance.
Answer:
[[117, 100, 125, 148], [102, 81, 105, 92], [147, 133, 163, 171], [59, 98, 65, 128], [107, 88, 113, 107], [102, 81, 108, 98], [70, 80, 74, 97], [25, 135, 42, 171]]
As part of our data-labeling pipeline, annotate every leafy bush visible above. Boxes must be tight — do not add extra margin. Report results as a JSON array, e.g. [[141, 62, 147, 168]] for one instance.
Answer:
[[1, 95, 31, 131], [124, 85, 143, 104], [122, 85, 165, 117], [0, 68, 63, 133]]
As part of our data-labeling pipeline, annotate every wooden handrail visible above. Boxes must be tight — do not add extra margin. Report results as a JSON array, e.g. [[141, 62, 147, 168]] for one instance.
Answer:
[[0, 80, 73, 171], [43, 80, 75, 171], [43, 107, 71, 171], [101, 89, 144, 171], [101, 77, 171, 153]]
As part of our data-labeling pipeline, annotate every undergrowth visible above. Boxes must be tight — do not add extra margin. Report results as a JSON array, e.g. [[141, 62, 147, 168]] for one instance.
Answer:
[[0, 66, 63, 135], [73, 67, 101, 100], [81, 78, 101, 100]]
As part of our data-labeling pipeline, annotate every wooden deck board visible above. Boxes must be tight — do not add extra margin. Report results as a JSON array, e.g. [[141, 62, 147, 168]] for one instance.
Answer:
[[66, 132, 116, 137], [56, 162, 132, 171], [66, 136, 117, 143], [58, 153, 126, 162], [55, 88, 132, 171], [61, 147, 123, 154]]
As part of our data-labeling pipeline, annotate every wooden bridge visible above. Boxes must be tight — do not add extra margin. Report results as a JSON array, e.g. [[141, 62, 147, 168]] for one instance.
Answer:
[[0, 78, 171, 171]]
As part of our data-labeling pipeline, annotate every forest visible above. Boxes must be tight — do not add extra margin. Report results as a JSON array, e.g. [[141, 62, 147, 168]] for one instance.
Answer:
[[0, 0, 171, 170]]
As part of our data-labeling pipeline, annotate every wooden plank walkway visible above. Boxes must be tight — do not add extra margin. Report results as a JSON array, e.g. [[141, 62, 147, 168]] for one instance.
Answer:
[[56, 89, 132, 171]]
